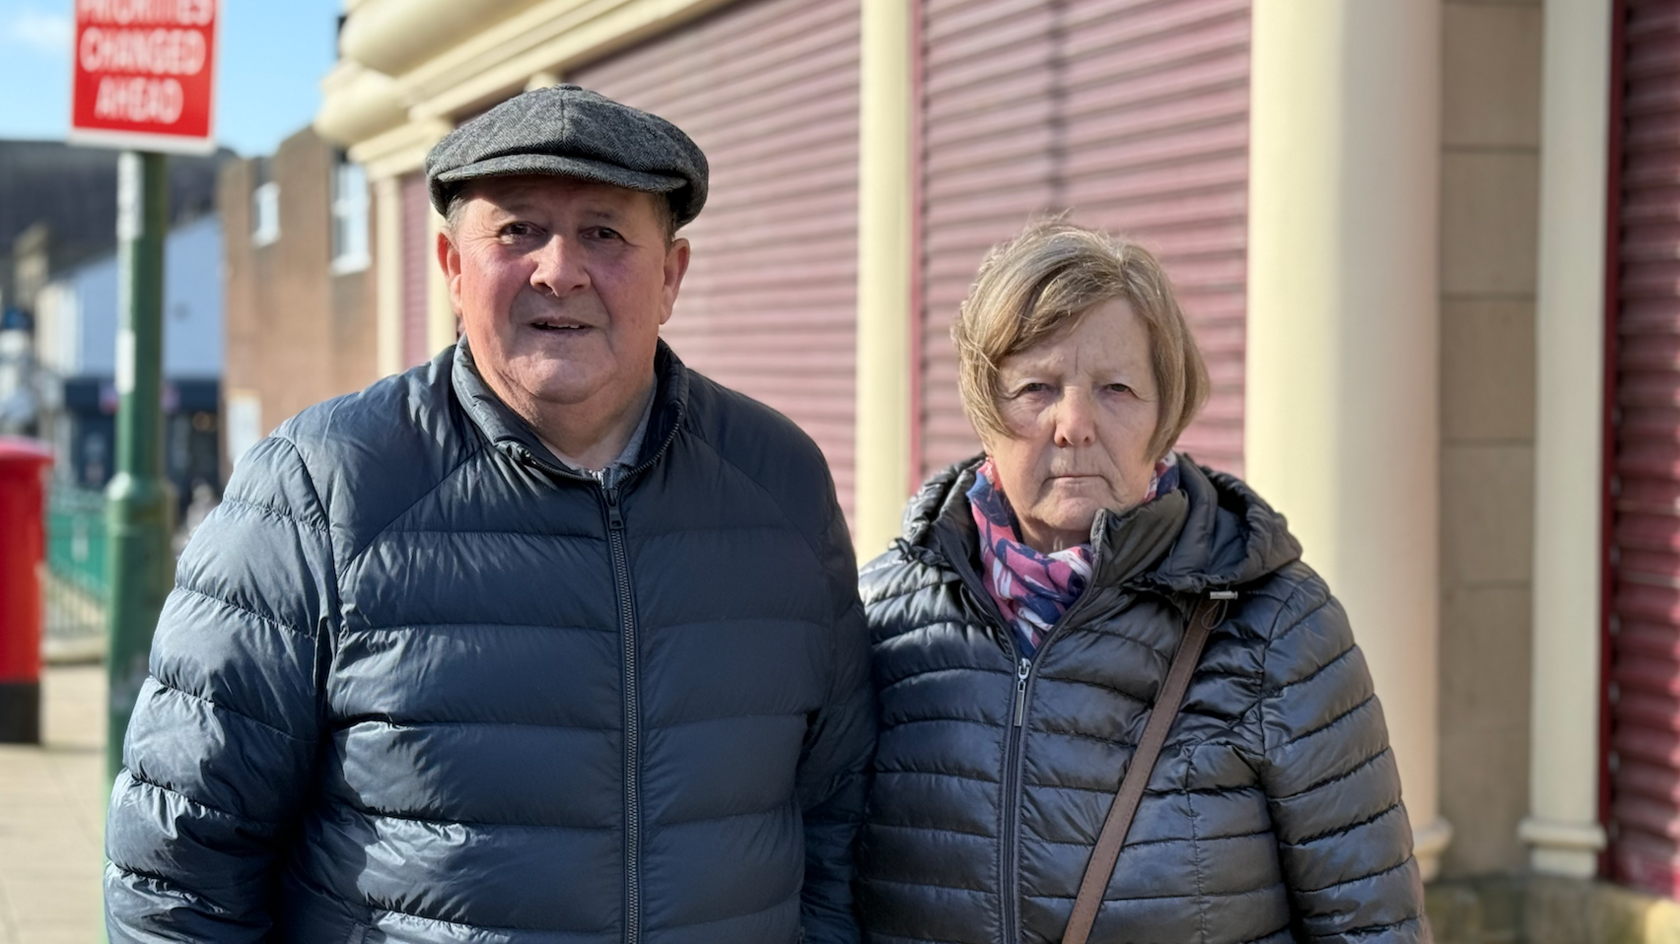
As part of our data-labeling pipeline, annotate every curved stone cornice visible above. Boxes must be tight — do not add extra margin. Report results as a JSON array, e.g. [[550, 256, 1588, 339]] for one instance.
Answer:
[[337, 0, 549, 78], [314, 62, 406, 146]]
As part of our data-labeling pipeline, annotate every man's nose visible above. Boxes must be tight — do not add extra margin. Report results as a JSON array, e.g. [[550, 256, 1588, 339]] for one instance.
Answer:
[[1053, 388, 1097, 448], [531, 234, 589, 296]]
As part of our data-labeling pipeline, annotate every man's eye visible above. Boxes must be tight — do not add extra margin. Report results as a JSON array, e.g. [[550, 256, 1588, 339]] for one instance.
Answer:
[[500, 222, 538, 239], [588, 227, 624, 241]]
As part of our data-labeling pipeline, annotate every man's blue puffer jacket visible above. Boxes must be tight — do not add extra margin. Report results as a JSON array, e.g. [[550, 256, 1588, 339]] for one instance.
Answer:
[[104, 340, 875, 944]]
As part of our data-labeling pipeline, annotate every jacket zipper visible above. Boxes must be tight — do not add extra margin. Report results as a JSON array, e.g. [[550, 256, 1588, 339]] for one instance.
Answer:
[[1012, 657, 1031, 725], [942, 516, 1108, 944], [602, 483, 641, 944], [999, 650, 1029, 944], [497, 388, 686, 944]]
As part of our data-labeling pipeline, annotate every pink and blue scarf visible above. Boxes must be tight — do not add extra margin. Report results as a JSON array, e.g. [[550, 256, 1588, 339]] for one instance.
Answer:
[[968, 454, 1179, 658]]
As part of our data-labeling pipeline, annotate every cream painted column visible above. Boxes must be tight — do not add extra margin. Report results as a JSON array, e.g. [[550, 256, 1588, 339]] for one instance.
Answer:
[[374, 174, 404, 376], [854, 0, 915, 553], [423, 121, 460, 358], [427, 202, 458, 356], [525, 70, 562, 91], [1518, 0, 1612, 879], [1247, 1, 1450, 879]]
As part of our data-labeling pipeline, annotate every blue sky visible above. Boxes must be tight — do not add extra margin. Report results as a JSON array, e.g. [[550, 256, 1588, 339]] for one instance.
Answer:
[[0, 0, 345, 156]]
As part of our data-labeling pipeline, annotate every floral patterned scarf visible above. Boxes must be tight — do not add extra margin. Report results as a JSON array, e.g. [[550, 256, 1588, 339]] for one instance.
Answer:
[[968, 453, 1180, 658]]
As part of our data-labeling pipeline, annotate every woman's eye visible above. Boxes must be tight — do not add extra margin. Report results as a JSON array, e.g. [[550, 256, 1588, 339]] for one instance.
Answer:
[[1012, 382, 1051, 397], [1106, 383, 1133, 394]]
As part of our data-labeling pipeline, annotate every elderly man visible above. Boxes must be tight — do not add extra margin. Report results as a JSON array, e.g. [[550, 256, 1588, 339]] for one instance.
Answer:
[[104, 85, 874, 944]]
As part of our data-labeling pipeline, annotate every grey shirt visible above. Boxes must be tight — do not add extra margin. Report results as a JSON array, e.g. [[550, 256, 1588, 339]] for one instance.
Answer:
[[548, 383, 656, 485]]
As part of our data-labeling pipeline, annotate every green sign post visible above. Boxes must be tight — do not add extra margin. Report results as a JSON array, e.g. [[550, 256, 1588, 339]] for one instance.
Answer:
[[104, 150, 174, 785]]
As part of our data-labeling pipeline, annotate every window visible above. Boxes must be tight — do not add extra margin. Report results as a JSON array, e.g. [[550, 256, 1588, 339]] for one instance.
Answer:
[[224, 391, 262, 469], [331, 156, 370, 273], [251, 181, 280, 246]]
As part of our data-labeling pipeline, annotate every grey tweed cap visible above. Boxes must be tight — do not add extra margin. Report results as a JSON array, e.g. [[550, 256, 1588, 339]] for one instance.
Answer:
[[425, 84, 708, 228]]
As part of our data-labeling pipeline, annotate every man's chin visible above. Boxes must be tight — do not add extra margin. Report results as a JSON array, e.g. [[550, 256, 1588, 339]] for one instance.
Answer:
[[498, 363, 608, 408]]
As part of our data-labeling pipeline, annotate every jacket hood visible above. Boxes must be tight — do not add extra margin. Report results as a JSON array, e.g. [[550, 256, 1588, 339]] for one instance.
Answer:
[[896, 454, 1303, 594]]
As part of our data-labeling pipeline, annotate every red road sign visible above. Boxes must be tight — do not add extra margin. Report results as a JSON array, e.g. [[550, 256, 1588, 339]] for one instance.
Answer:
[[68, 0, 219, 154]]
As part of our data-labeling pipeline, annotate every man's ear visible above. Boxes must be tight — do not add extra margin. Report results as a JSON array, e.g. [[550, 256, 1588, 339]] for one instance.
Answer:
[[660, 237, 691, 326], [436, 228, 464, 314]]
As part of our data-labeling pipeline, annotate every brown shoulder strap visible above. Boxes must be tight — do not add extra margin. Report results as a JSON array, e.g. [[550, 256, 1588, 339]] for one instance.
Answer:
[[1062, 594, 1226, 944]]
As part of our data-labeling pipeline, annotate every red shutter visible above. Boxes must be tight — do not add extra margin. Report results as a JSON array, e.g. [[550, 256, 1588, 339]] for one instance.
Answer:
[[400, 171, 432, 368], [570, 0, 861, 525], [918, 0, 1250, 479], [1610, 0, 1680, 897]]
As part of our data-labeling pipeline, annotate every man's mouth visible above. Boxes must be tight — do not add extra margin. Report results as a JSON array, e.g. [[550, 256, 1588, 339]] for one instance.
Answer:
[[530, 319, 590, 332]]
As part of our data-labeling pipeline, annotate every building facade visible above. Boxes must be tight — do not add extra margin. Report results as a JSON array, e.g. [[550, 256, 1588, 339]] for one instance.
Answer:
[[217, 125, 380, 473], [0, 139, 224, 313], [312, 0, 1677, 936]]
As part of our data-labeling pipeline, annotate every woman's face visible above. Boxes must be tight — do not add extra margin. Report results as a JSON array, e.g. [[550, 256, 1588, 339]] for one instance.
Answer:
[[983, 298, 1161, 553]]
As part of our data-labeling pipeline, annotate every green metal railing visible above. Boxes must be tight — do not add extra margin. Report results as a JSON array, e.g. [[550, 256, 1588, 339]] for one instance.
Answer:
[[47, 485, 108, 597], [44, 484, 109, 661]]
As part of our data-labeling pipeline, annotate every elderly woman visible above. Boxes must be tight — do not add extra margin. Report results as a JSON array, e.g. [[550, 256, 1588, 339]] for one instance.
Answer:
[[855, 221, 1426, 943]]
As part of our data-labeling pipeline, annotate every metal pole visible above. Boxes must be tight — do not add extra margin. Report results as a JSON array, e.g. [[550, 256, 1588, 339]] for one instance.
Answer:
[[105, 151, 172, 786]]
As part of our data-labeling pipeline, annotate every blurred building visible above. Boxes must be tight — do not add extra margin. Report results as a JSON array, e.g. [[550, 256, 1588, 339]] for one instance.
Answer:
[[217, 125, 380, 474], [0, 139, 226, 312], [32, 214, 224, 500], [310, 0, 1673, 935], [0, 142, 226, 446]]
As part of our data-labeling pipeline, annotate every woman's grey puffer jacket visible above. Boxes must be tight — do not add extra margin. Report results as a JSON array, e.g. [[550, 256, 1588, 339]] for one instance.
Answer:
[[856, 457, 1427, 944]]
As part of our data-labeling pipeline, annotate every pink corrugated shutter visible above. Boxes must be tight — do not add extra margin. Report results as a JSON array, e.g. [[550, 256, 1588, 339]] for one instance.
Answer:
[[1611, 0, 1680, 897], [570, 0, 861, 525], [400, 171, 432, 367], [918, 0, 1249, 479]]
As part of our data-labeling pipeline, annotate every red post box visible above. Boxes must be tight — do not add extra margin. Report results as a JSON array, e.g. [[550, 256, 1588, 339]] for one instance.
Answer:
[[0, 437, 53, 743]]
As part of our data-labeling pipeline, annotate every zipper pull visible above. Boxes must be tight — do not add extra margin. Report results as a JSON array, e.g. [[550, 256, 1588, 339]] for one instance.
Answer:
[[1013, 656, 1031, 726], [603, 486, 624, 531]]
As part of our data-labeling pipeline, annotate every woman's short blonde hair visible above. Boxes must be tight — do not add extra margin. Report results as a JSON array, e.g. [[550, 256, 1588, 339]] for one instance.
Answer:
[[952, 219, 1210, 462]]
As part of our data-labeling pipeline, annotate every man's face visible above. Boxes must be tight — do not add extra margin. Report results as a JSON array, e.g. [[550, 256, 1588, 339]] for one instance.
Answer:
[[439, 175, 689, 419]]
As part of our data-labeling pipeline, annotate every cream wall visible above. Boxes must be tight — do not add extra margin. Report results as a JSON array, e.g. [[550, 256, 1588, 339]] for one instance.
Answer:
[[1435, 0, 1544, 879], [1250, 0, 1608, 883]]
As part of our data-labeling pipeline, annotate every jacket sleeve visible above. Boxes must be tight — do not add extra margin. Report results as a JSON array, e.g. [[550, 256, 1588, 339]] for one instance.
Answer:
[[1256, 577, 1429, 943], [104, 435, 337, 943], [795, 493, 878, 944]]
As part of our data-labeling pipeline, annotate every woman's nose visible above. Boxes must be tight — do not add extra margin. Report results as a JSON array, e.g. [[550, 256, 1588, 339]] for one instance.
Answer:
[[1053, 388, 1096, 448], [531, 235, 589, 295]]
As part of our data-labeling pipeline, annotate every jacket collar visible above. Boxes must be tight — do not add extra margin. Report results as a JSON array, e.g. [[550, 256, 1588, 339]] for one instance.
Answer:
[[912, 452, 1301, 594], [451, 335, 690, 477]]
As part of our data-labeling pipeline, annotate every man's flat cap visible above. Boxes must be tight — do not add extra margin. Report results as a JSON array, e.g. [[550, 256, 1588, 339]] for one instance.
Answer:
[[425, 84, 708, 228]]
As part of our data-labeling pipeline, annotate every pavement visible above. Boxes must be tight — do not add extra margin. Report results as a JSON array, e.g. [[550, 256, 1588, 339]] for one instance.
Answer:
[[0, 664, 107, 944]]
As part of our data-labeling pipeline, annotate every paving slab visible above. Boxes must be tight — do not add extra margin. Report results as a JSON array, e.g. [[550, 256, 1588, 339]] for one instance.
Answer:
[[0, 665, 107, 944]]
